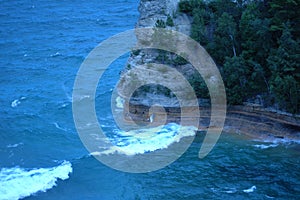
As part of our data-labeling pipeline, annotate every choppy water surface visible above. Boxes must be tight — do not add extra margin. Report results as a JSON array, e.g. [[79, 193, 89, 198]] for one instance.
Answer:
[[0, 0, 299, 199]]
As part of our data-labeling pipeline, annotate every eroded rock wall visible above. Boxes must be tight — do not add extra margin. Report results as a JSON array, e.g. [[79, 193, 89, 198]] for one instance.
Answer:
[[116, 0, 300, 140]]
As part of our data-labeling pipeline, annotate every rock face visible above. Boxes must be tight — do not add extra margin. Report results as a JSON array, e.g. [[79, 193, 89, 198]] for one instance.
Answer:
[[117, 0, 300, 141], [125, 103, 300, 141], [126, 0, 191, 70], [223, 106, 300, 140], [137, 0, 180, 27], [119, 0, 193, 106], [137, 0, 191, 34]]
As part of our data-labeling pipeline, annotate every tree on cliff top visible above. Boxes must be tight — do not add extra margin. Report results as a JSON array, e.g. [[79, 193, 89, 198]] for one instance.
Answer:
[[178, 0, 300, 113]]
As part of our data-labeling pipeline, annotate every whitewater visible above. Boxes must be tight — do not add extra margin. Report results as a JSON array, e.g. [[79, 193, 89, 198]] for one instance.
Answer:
[[1, 0, 300, 199]]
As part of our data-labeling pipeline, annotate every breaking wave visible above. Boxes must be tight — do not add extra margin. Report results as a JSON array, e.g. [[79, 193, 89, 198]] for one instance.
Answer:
[[0, 161, 72, 200]]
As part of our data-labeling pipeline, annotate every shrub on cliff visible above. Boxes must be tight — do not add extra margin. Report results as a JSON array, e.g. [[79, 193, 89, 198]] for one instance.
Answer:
[[178, 0, 300, 113]]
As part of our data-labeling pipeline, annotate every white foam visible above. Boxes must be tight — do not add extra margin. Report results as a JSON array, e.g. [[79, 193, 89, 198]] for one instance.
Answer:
[[11, 97, 26, 108], [253, 137, 300, 146], [80, 95, 90, 100], [0, 161, 72, 200], [62, 84, 72, 103], [115, 96, 124, 109], [253, 144, 278, 149], [224, 188, 237, 194], [243, 185, 256, 193], [225, 190, 235, 194], [265, 194, 275, 199], [50, 52, 61, 57], [6, 143, 23, 148], [53, 122, 67, 132], [11, 100, 21, 108], [100, 123, 197, 156], [60, 102, 69, 108]]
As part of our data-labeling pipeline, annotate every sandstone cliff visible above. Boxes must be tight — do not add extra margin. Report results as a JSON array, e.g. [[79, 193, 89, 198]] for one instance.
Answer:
[[117, 0, 300, 141], [119, 0, 194, 106]]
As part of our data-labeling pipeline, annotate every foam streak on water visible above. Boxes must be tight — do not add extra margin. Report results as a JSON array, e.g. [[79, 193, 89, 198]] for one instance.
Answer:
[[1, 0, 300, 199], [0, 161, 72, 200], [243, 185, 256, 193], [98, 123, 197, 156]]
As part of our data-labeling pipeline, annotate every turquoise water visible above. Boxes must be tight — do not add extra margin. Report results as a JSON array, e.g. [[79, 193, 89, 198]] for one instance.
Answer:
[[0, 0, 300, 199]]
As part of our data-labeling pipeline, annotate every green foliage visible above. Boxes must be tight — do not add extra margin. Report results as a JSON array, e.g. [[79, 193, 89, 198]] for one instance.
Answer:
[[178, 0, 193, 13], [188, 73, 209, 98], [239, 3, 271, 65], [155, 19, 166, 28], [270, 75, 299, 113], [269, 0, 300, 35], [173, 54, 189, 65], [190, 11, 207, 44], [178, 0, 300, 113], [179, 0, 205, 14], [166, 15, 174, 27], [156, 50, 170, 64], [223, 56, 248, 104], [156, 85, 173, 97], [213, 12, 237, 63], [267, 25, 300, 113], [134, 84, 174, 98], [131, 49, 141, 56]]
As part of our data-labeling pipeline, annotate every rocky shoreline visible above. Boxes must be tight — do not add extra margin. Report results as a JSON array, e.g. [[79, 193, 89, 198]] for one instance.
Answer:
[[122, 101, 300, 141], [223, 105, 300, 140], [117, 0, 300, 141]]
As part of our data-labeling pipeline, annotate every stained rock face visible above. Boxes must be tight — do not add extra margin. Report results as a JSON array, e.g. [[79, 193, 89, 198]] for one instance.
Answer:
[[137, 0, 180, 27], [118, 0, 193, 106], [126, 103, 300, 141], [116, 0, 300, 140], [137, 0, 191, 34]]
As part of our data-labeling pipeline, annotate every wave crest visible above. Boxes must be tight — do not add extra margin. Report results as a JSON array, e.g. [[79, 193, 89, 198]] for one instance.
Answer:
[[0, 161, 72, 200], [98, 123, 197, 156]]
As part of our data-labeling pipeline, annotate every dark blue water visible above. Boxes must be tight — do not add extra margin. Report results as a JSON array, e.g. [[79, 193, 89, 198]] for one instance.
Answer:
[[1, 0, 300, 199]]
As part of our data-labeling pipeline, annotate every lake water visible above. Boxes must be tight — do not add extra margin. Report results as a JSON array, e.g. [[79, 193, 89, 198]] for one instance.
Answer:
[[0, 0, 300, 199]]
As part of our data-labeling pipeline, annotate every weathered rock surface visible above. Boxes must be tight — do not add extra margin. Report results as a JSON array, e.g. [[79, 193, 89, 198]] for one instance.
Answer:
[[137, 0, 180, 27], [124, 103, 300, 141], [126, 0, 192, 68], [117, 0, 300, 141]]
